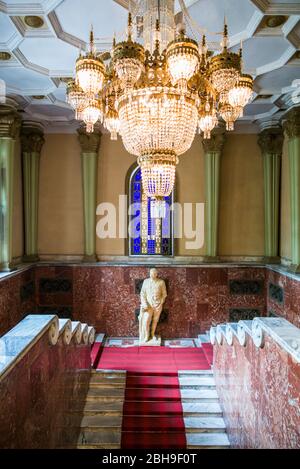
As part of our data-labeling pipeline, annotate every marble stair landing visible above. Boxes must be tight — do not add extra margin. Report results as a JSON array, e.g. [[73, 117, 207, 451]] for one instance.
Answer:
[[103, 337, 202, 348]]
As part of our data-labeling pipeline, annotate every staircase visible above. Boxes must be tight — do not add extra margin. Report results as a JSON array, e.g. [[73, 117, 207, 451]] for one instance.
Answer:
[[62, 370, 126, 448], [61, 363, 230, 449], [179, 370, 230, 449]]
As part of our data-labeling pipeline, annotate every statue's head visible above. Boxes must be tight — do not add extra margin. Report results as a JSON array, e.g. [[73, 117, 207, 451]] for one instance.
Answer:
[[150, 268, 158, 279]]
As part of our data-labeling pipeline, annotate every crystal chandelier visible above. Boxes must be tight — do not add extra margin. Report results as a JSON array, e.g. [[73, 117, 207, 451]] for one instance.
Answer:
[[67, 0, 253, 199]]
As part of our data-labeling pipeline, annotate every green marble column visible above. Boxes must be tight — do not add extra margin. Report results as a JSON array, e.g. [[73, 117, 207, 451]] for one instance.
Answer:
[[77, 127, 101, 262], [258, 128, 283, 262], [202, 131, 225, 260], [0, 106, 21, 271], [21, 124, 45, 262], [284, 108, 300, 273]]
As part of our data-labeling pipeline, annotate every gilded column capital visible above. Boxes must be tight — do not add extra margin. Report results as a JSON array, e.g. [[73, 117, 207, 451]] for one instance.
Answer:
[[258, 128, 284, 155], [284, 107, 300, 139], [77, 126, 102, 153], [201, 131, 226, 154], [0, 105, 21, 139], [21, 127, 45, 153]]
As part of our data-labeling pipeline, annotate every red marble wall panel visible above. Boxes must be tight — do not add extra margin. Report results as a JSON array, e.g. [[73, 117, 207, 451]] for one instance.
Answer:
[[266, 269, 300, 328], [0, 267, 36, 337], [69, 265, 266, 337], [3, 265, 300, 339], [0, 332, 91, 448], [213, 336, 300, 448]]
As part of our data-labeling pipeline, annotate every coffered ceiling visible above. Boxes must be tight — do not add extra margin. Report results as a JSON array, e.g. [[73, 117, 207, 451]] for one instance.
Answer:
[[0, 0, 299, 133]]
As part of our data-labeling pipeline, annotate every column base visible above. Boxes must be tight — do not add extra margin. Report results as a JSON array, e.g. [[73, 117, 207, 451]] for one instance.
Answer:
[[22, 254, 40, 263], [82, 254, 98, 263], [203, 256, 220, 263], [0, 262, 17, 273], [288, 263, 300, 273], [263, 256, 281, 265]]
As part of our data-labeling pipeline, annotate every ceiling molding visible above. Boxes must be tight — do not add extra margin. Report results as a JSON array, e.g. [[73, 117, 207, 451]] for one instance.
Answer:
[[48, 10, 86, 49], [250, 1, 300, 15], [255, 45, 296, 76], [0, 0, 64, 15], [12, 47, 50, 76]]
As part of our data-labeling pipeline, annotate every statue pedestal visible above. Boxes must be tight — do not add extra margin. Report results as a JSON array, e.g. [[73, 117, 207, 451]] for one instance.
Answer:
[[139, 335, 161, 347]]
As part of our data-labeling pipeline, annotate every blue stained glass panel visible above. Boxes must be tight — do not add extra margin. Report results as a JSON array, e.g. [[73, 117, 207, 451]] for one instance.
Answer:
[[129, 167, 173, 256]]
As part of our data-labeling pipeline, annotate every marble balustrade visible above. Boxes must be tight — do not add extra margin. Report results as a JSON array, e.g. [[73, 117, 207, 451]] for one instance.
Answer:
[[211, 317, 300, 448], [0, 314, 95, 448]]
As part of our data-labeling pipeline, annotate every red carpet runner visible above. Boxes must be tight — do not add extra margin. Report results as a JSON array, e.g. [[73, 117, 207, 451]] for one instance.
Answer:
[[93, 346, 213, 449]]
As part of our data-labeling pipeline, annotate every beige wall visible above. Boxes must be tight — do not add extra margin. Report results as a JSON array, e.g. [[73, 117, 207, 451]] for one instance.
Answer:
[[280, 134, 291, 261], [36, 132, 268, 258], [218, 134, 265, 256], [38, 134, 84, 255], [12, 137, 24, 259]]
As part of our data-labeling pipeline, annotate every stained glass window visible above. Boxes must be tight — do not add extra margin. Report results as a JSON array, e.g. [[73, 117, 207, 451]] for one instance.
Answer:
[[129, 166, 173, 256]]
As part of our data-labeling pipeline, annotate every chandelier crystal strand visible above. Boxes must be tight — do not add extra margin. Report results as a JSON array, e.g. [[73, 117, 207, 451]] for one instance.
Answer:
[[82, 97, 103, 133], [228, 73, 253, 117], [66, 80, 86, 120], [220, 103, 240, 131]]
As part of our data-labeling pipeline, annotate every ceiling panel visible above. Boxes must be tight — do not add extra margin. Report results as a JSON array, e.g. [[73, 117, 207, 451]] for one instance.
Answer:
[[18, 37, 79, 72], [0, 12, 16, 43], [55, 0, 128, 43], [0, 0, 298, 129]]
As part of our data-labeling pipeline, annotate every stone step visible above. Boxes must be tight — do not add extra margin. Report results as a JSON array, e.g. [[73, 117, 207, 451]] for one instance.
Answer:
[[84, 388, 125, 401], [87, 381, 126, 389], [183, 417, 226, 433], [89, 373, 126, 384], [179, 377, 216, 388], [180, 389, 219, 402], [182, 402, 222, 417], [76, 429, 121, 447], [178, 370, 213, 378], [76, 444, 120, 449], [64, 414, 123, 429], [95, 369, 126, 375], [69, 401, 124, 415], [186, 432, 230, 449]]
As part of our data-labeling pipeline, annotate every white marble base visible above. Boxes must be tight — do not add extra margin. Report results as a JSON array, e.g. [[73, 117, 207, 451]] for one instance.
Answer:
[[139, 335, 161, 346]]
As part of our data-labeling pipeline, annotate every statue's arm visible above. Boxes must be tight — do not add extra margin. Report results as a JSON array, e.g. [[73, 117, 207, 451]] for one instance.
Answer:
[[161, 280, 167, 303], [140, 281, 149, 309]]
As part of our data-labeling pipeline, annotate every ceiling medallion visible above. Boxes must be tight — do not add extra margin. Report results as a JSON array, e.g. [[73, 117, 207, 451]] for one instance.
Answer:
[[265, 15, 287, 28], [24, 16, 44, 28], [32, 95, 46, 100], [0, 52, 11, 61], [67, 0, 253, 201]]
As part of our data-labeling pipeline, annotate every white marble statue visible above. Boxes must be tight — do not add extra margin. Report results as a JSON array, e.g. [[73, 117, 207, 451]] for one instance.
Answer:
[[139, 268, 167, 346]]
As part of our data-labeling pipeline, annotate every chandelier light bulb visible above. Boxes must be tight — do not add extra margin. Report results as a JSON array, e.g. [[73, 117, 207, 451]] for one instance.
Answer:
[[75, 29, 105, 95], [82, 98, 102, 133], [166, 32, 199, 89], [228, 74, 253, 116], [104, 108, 120, 140]]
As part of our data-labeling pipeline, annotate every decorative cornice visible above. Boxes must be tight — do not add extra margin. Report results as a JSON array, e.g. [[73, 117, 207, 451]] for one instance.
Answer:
[[0, 105, 21, 139], [283, 107, 300, 139], [257, 128, 284, 155], [201, 131, 226, 153], [21, 125, 45, 153], [77, 126, 102, 153]]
